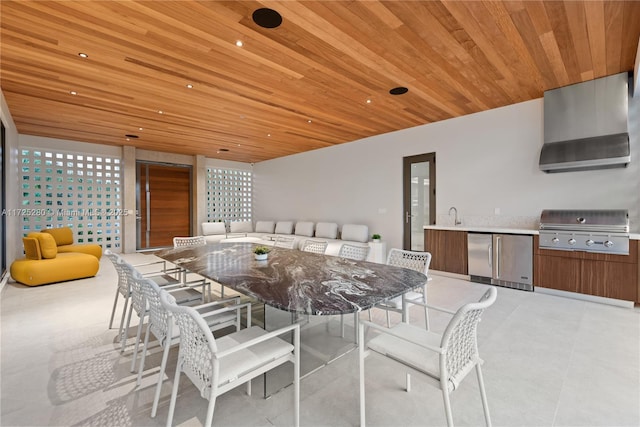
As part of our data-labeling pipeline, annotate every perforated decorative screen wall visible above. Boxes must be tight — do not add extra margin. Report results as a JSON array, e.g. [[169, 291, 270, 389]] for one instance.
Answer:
[[19, 148, 123, 251], [206, 168, 252, 223]]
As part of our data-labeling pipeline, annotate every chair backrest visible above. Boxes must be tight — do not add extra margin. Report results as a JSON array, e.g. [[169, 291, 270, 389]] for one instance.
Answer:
[[386, 248, 431, 275], [338, 244, 370, 261], [160, 291, 218, 397], [173, 236, 207, 248], [274, 236, 296, 249], [440, 286, 497, 391], [105, 250, 130, 298], [300, 239, 328, 254], [135, 271, 172, 347], [121, 261, 146, 316]]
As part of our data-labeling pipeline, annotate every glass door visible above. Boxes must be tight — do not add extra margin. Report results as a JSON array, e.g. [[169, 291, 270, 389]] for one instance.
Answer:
[[403, 153, 436, 251]]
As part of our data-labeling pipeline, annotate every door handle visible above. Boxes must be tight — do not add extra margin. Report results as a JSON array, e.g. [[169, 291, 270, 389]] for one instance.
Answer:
[[405, 212, 413, 224]]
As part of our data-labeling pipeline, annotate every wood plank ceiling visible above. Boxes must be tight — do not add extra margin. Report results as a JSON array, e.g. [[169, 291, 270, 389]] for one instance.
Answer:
[[1, 1, 639, 163]]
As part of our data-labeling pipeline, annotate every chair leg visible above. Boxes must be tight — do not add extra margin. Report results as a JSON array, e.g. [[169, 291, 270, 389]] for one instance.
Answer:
[[405, 373, 411, 392], [293, 326, 300, 427], [130, 315, 145, 373], [108, 292, 120, 329], [385, 309, 391, 328], [151, 343, 172, 417], [136, 323, 152, 386], [358, 322, 366, 427], [166, 362, 182, 427], [121, 303, 134, 352], [204, 393, 218, 427], [423, 287, 430, 330], [117, 298, 130, 341], [442, 388, 454, 427], [476, 364, 492, 427]]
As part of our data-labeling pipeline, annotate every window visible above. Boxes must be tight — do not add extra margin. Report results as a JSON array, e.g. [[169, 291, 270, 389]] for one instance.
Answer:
[[206, 168, 252, 223], [19, 148, 122, 251]]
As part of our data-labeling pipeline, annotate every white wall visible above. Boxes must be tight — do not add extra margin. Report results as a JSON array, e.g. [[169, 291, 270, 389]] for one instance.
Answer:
[[254, 97, 640, 251]]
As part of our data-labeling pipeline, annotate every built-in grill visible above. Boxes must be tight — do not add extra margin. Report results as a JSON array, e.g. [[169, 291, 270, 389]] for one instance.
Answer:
[[539, 209, 630, 255]]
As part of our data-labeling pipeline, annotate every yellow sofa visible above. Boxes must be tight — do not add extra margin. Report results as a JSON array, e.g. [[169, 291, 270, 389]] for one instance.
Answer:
[[41, 227, 102, 259], [10, 232, 100, 287]]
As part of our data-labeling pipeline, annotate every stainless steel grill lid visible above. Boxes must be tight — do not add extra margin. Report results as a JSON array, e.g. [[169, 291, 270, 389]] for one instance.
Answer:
[[539, 209, 629, 233]]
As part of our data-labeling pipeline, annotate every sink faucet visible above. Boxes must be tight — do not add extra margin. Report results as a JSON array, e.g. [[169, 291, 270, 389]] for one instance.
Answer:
[[449, 207, 462, 225]]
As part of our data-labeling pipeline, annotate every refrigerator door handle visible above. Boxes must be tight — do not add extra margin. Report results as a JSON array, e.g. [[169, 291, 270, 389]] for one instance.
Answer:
[[495, 236, 501, 279]]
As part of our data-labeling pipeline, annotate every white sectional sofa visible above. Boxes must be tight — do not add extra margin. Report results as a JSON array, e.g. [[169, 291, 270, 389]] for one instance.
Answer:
[[201, 220, 372, 256]]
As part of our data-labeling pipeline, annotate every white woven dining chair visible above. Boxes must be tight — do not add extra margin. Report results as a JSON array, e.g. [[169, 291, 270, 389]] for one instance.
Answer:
[[134, 271, 242, 419], [173, 235, 207, 247], [359, 286, 497, 427], [338, 244, 370, 261], [273, 235, 296, 249], [376, 248, 432, 329], [105, 250, 132, 339], [161, 291, 301, 427], [300, 239, 328, 254], [119, 260, 211, 372]]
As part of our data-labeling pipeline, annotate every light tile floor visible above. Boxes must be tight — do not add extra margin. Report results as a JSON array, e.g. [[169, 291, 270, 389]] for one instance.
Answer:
[[1, 253, 639, 426]]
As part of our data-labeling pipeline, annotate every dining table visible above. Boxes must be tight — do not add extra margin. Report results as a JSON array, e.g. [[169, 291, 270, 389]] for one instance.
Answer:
[[155, 241, 428, 395]]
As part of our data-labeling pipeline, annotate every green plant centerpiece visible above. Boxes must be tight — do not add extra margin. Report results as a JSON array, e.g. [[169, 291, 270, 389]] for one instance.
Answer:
[[371, 234, 381, 242], [253, 245, 271, 260]]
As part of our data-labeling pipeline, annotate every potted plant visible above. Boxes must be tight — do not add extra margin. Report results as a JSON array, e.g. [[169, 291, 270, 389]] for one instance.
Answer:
[[253, 245, 271, 261], [371, 234, 381, 243]]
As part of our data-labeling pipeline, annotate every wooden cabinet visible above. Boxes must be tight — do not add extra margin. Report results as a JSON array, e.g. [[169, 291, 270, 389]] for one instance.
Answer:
[[424, 229, 468, 275], [534, 236, 638, 302]]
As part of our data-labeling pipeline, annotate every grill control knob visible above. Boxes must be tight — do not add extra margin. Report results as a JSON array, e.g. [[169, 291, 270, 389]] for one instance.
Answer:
[[586, 239, 594, 246], [568, 238, 576, 245], [552, 237, 560, 244], [604, 240, 614, 248]]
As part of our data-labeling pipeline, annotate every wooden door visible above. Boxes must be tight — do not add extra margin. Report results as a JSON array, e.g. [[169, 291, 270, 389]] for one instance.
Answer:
[[137, 162, 191, 249]]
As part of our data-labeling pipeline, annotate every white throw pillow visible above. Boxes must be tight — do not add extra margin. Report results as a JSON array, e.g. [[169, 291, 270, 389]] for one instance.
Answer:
[[315, 222, 338, 239], [274, 221, 294, 235], [295, 221, 315, 237], [229, 221, 253, 233], [255, 221, 275, 233], [341, 224, 369, 243], [202, 222, 226, 236]]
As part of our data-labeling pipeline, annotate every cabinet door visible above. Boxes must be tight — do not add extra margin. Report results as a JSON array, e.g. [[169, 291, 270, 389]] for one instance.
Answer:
[[581, 260, 637, 301], [424, 229, 468, 274], [535, 255, 581, 293], [444, 231, 468, 275], [424, 229, 446, 271]]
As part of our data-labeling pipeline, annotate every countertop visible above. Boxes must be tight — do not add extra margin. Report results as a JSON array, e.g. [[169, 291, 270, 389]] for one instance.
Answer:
[[424, 225, 640, 240], [424, 225, 538, 235]]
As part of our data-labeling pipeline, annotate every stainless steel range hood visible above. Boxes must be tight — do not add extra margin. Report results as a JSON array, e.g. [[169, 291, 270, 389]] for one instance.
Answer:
[[540, 72, 630, 173]]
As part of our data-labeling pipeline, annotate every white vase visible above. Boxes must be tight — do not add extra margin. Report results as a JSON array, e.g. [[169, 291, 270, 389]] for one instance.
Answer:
[[372, 239, 380, 243], [254, 253, 268, 261]]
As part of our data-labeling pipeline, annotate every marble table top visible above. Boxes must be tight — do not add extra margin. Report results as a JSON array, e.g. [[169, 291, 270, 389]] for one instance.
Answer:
[[155, 242, 427, 315]]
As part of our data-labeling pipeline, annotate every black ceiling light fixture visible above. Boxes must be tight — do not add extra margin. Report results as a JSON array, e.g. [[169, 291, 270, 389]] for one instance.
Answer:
[[252, 8, 282, 29], [389, 86, 409, 95], [219, 148, 229, 152], [124, 134, 139, 138]]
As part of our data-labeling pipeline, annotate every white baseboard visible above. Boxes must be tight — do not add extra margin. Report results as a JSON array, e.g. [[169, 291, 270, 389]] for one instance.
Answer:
[[535, 286, 635, 309]]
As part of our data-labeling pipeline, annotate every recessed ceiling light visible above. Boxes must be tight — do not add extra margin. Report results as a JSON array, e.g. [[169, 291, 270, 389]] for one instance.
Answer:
[[389, 86, 409, 95], [236, 40, 244, 47], [366, 99, 372, 104], [307, 120, 312, 124], [158, 110, 163, 114], [138, 127, 143, 131], [252, 8, 283, 29], [186, 84, 193, 89], [126, 138, 130, 141], [267, 133, 271, 137], [78, 53, 88, 58], [70, 91, 78, 95], [237, 144, 241, 147]]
